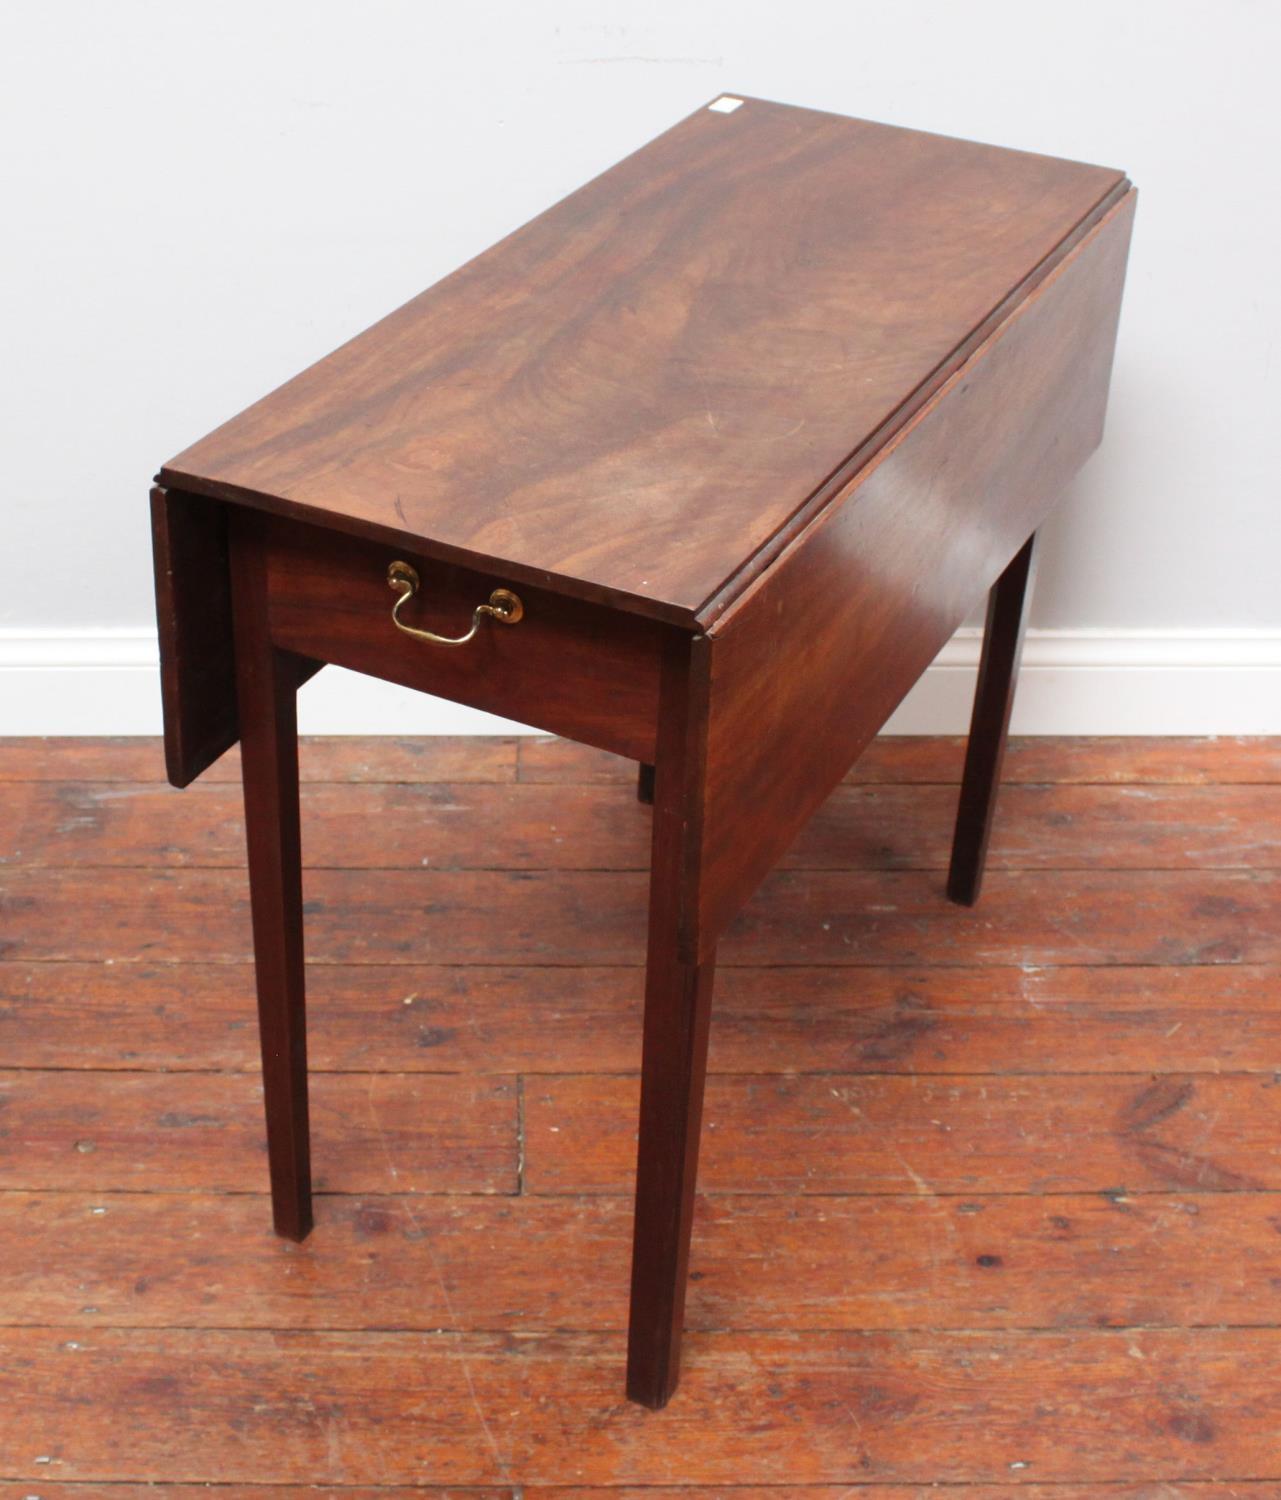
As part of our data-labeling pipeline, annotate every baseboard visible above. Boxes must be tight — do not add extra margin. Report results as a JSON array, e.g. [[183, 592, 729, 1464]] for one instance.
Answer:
[[883, 628, 1281, 735], [1, 627, 1278, 736]]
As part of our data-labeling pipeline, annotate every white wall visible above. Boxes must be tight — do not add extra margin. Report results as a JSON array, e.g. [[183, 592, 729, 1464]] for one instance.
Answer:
[[2, 0, 1278, 734]]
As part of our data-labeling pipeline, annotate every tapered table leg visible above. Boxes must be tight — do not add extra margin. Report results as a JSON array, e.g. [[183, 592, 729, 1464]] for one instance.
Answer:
[[626, 640, 714, 1408], [230, 519, 313, 1241], [636, 762, 656, 804], [948, 531, 1039, 907]]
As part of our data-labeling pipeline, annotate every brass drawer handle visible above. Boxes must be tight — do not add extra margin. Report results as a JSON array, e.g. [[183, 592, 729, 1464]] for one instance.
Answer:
[[386, 561, 523, 647]]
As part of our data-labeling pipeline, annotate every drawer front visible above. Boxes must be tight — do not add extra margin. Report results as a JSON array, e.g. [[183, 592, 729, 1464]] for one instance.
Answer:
[[259, 514, 667, 761]]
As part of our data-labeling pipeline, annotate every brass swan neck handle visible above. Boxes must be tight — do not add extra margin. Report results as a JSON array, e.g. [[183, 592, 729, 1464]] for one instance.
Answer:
[[386, 561, 523, 647]]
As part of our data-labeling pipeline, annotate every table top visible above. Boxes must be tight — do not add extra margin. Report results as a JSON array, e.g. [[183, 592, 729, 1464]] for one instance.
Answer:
[[161, 96, 1125, 627]]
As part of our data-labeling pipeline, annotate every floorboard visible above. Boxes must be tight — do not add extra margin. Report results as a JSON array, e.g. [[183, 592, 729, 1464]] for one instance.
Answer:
[[3, 960, 1277, 1075], [6, 1189, 1280, 1333], [524, 1071, 1279, 1196], [4, 866, 1278, 965], [1, 1327, 1277, 1484], [0, 734, 1277, 1490], [516, 733, 1281, 786], [0, 1070, 516, 1194], [7, 779, 1280, 870]]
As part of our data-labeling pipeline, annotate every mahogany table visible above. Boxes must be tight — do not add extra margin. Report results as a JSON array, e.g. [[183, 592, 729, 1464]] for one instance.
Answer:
[[150, 95, 1135, 1408]]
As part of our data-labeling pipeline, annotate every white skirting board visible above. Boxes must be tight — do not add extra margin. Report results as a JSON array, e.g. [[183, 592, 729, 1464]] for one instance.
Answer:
[[1, 627, 1278, 737]]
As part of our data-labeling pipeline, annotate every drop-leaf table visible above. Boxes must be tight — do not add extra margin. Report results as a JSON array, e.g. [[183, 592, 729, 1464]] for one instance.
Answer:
[[151, 95, 1135, 1408]]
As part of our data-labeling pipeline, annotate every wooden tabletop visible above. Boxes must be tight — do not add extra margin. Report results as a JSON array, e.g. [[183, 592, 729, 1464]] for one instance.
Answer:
[[161, 96, 1125, 626]]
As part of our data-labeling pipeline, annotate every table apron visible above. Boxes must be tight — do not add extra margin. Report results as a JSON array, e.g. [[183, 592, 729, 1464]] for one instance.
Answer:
[[258, 513, 668, 763]]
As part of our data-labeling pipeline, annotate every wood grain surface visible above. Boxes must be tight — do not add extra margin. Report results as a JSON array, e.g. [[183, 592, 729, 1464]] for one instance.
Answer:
[[0, 1489, 1258, 1500], [5, 865, 1275, 965], [695, 192, 1136, 945], [515, 733, 1281, 787], [0, 1069, 516, 1194], [160, 99, 1123, 624], [523, 1072, 1281, 1196], [6, 778, 1279, 870], [9, 1189, 1280, 1333], [1, 1328, 1275, 1484], [3, 960, 1278, 1075], [0, 1490, 510, 1500], [9, 731, 1278, 786], [1, 734, 1278, 1489]]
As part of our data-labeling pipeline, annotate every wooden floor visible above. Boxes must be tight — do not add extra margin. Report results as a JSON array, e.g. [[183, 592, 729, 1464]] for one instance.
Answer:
[[1, 733, 1280, 1495]]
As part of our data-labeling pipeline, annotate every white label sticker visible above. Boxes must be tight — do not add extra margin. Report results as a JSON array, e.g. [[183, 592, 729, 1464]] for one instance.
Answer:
[[708, 96, 744, 114]]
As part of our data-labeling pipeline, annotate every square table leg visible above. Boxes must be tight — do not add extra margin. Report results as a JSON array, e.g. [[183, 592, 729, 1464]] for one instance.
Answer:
[[230, 523, 314, 1242], [948, 531, 1040, 907], [626, 637, 716, 1409]]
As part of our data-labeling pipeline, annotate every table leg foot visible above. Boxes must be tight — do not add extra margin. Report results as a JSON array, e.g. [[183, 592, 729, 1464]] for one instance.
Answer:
[[948, 531, 1039, 907], [626, 946, 715, 1408], [231, 518, 313, 1242]]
